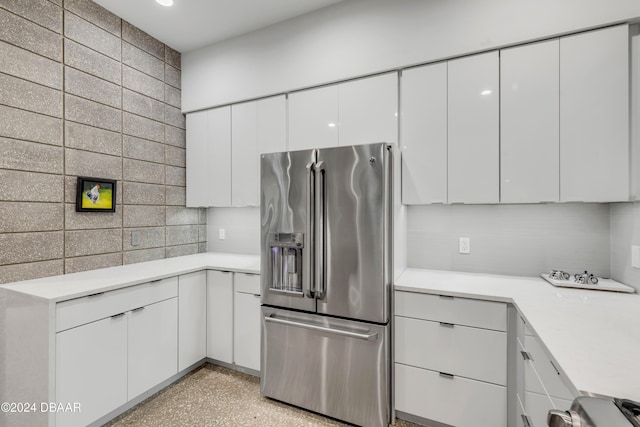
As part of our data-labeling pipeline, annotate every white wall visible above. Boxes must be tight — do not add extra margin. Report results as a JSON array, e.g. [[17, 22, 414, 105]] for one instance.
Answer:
[[407, 204, 611, 278], [183, 0, 640, 111], [206, 207, 260, 255], [610, 202, 640, 291]]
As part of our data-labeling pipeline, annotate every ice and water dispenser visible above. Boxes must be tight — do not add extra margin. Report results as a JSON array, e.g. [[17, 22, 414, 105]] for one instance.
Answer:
[[268, 232, 304, 294]]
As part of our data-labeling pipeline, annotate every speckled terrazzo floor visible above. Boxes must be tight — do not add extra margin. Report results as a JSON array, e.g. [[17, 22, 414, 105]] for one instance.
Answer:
[[104, 364, 423, 427]]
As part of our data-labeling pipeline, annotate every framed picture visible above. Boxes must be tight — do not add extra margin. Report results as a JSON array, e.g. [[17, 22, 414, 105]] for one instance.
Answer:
[[76, 177, 117, 212]]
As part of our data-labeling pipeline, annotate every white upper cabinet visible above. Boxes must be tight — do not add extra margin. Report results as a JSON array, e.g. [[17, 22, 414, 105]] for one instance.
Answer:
[[501, 39, 560, 203], [401, 63, 448, 204], [339, 73, 398, 146], [258, 95, 287, 155], [186, 106, 231, 207], [232, 101, 259, 207], [448, 51, 500, 204], [560, 25, 629, 202], [288, 84, 339, 151]]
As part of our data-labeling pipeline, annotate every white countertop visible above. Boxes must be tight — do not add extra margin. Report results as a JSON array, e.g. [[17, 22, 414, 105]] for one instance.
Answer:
[[0, 252, 260, 302], [396, 268, 640, 403]]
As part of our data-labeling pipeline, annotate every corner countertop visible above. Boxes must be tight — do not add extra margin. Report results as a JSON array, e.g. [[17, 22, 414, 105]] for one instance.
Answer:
[[0, 252, 260, 302], [396, 268, 640, 403]]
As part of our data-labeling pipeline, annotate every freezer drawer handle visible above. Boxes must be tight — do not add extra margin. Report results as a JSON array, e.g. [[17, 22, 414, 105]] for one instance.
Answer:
[[264, 315, 378, 341]]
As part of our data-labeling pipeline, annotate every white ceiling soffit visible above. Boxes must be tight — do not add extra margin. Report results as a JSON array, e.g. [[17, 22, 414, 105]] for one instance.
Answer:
[[92, 0, 343, 53]]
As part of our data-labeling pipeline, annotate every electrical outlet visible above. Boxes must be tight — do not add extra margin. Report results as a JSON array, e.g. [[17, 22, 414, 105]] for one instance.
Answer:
[[632, 246, 640, 269], [218, 228, 226, 240], [131, 231, 141, 247], [459, 237, 470, 254]]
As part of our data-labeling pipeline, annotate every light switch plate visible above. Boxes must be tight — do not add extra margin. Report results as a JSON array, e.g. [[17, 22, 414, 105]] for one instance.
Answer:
[[131, 231, 141, 247], [219, 228, 226, 240], [632, 246, 640, 269], [459, 237, 470, 254]]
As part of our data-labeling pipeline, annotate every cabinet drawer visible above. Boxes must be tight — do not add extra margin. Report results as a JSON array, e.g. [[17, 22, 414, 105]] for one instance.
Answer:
[[395, 291, 506, 331], [56, 277, 178, 332], [395, 363, 507, 427], [234, 272, 260, 295], [395, 316, 506, 385], [524, 335, 575, 400]]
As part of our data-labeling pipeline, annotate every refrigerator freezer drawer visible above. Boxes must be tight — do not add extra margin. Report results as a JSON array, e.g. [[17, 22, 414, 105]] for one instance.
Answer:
[[261, 307, 389, 427]]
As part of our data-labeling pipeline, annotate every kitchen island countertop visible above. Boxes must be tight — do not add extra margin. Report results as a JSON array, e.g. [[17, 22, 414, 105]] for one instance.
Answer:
[[396, 268, 640, 404]]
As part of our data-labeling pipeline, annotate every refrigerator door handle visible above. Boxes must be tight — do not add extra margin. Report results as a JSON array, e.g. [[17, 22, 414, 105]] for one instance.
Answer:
[[313, 161, 326, 300], [305, 161, 315, 298], [264, 315, 378, 341]]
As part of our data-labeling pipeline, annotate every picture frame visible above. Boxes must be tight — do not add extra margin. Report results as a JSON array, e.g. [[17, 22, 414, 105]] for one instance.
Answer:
[[75, 177, 117, 212]]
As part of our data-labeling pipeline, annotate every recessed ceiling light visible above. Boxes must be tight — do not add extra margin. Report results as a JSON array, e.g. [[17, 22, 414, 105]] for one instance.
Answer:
[[156, 0, 173, 6]]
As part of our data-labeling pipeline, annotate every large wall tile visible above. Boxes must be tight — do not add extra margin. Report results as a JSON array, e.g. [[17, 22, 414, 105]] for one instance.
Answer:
[[166, 186, 186, 206], [63, 0, 120, 36], [65, 228, 122, 257], [0, 170, 63, 202], [0, 137, 63, 173], [64, 12, 120, 60], [166, 206, 198, 225], [165, 84, 180, 108], [123, 135, 164, 163], [165, 166, 185, 186], [166, 244, 198, 258], [199, 225, 207, 242], [65, 122, 122, 156], [64, 203, 122, 230], [122, 20, 164, 59], [65, 149, 122, 180], [0, 259, 63, 284], [123, 248, 165, 265], [123, 89, 164, 122], [123, 227, 165, 251], [0, 41, 62, 89], [123, 205, 165, 227], [123, 42, 164, 80], [0, 8, 62, 61], [0, 73, 62, 117], [164, 46, 180, 69], [123, 65, 164, 101], [64, 39, 121, 85], [65, 252, 122, 274], [166, 225, 199, 246], [65, 67, 121, 109], [0, 0, 62, 33], [165, 64, 181, 89], [122, 182, 165, 205], [65, 94, 122, 132], [165, 125, 185, 147], [198, 208, 207, 225], [123, 158, 165, 184], [0, 202, 63, 232], [164, 104, 185, 129], [198, 242, 207, 253], [0, 231, 63, 265], [165, 145, 185, 167], [123, 112, 164, 142], [0, 105, 62, 145]]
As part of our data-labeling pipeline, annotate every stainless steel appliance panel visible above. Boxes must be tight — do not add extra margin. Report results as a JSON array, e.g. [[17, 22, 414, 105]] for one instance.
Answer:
[[261, 306, 389, 427], [315, 143, 391, 323], [261, 149, 316, 313]]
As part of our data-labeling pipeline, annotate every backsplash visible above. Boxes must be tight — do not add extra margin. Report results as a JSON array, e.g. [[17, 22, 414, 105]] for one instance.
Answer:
[[610, 202, 640, 291], [207, 207, 260, 255], [0, 0, 205, 284]]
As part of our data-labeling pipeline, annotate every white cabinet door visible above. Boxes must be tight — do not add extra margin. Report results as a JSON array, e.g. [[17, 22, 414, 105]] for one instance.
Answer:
[[258, 95, 287, 155], [288, 84, 339, 151], [560, 25, 629, 202], [233, 273, 261, 371], [128, 298, 178, 399], [209, 106, 232, 206], [448, 51, 499, 204], [56, 315, 128, 427], [207, 270, 233, 363], [178, 271, 207, 371], [232, 101, 259, 207], [501, 40, 560, 203], [339, 73, 398, 146], [186, 110, 212, 207], [400, 63, 448, 204]]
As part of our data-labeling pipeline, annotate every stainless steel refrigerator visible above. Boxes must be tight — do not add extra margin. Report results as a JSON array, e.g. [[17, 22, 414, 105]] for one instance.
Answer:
[[260, 142, 392, 427]]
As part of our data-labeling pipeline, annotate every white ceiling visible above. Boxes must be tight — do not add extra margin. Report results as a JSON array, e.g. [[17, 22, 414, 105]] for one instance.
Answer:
[[92, 0, 343, 53]]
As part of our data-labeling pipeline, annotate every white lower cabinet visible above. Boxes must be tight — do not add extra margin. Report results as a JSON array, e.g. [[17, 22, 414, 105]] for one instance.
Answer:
[[394, 291, 507, 427], [178, 271, 207, 371], [206, 270, 234, 363], [56, 315, 128, 427], [127, 298, 178, 399], [233, 273, 261, 371]]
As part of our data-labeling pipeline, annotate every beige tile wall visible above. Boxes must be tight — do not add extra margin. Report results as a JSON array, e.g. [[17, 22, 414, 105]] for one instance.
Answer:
[[0, 0, 206, 284]]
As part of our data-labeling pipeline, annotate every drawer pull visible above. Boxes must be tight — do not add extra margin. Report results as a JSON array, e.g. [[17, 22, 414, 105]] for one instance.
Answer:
[[521, 414, 531, 427], [439, 372, 454, 379], [150, 279, 162, 283], [438, 295, 454, 299], [549, 360, 561, 376], [111, 312, 126, 319], [253, 294, 261, 298], [521, 351, 532, 361], [439, 322, 455, 328], [87, 292, 104, 298], [132, 306, 145, 312]]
